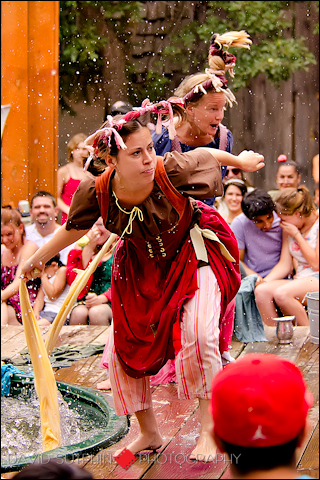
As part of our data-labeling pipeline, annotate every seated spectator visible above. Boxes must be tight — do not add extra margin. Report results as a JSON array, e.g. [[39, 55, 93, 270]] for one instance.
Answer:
[[230, 189, 285, 342], [210, 353, 313, 479], [57, 133, 89, 225], [33, 254, 70, 326], [231, 189, 283, 284], [268, 154, 302, 200], [1, 208, 39, 325], [66, 218, 116, 326], [109, 100, 133, 116], [25, 191, 75, 265], [215, 167, 253, 217], [219, 179, 247, 225], [255, 186, 319, 326]]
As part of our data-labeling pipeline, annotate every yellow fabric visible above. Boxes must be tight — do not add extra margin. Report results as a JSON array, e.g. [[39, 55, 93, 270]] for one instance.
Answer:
[[45, 233, 118, 355], [19, 280, 61, 452], [190, 223, 236, 263]]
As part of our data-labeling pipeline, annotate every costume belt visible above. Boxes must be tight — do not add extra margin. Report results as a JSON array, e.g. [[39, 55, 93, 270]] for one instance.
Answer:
[[189, 223, 236, 264]]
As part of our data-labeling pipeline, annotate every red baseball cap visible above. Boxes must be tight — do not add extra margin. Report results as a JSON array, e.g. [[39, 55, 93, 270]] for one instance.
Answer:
[[211, 353, 313, 447]]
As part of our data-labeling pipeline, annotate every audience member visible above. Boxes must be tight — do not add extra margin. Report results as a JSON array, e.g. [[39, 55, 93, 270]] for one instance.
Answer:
[[33, 254, 70, 326], [210, 353, 314, 479], [12, 457, 93, 479], [223, 165, 254, 189], [110, 100, 133, 116], [218, 179, 247, 225], [25, 191, 75, 265], [231, 189, 285, 342], [215, 168, 253, 218], [57, 133, 89, 224], [66, 218, 115, 326], [255, 186, 319, 326], [1, 208, 40, 325], [268, 154, 302, 200], [231, 189, 283, 283]]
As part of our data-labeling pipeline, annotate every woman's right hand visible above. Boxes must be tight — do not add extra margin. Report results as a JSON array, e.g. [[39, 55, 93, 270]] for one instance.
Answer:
[[20, 256, 44, 280]]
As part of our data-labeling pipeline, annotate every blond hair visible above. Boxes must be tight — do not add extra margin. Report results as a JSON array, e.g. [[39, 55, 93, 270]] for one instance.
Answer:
[[274, 186, 316, 217], [173, 31, 251, 109], [67, 133, 87, 162], [1, 208, 25, 238]]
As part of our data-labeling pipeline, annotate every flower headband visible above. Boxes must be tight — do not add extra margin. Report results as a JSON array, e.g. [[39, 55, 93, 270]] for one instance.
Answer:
[[84, 100, 177, 171], [177, 30, 251, 108]]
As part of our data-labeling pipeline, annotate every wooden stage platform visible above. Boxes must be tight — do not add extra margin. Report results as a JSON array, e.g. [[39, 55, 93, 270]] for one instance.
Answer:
[[1, 324, 319, 479]]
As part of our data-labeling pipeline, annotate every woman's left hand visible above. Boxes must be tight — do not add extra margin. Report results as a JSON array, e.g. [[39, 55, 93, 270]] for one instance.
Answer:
[[280, 221, 300, 239], [237, 150, 265, 172]]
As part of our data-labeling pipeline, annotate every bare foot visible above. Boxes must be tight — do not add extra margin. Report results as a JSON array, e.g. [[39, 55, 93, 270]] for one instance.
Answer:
[[189, 431, 217, 462], [114, 432, 163, 457], [96, 378, 111, 390]]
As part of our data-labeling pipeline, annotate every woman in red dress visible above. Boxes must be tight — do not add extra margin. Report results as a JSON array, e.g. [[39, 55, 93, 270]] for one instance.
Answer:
[[22, 102, 264, 461], [57, 133, 89, 224]]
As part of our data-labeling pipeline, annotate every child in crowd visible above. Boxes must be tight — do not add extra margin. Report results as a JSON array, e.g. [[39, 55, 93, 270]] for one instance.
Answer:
[[33, 254, 70, 326], [66, 218, 114, 326], [255, 186, 319, 326]]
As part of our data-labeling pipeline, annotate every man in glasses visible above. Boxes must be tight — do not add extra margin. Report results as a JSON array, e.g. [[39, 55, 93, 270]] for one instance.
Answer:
[[224, 166, 243, 181]]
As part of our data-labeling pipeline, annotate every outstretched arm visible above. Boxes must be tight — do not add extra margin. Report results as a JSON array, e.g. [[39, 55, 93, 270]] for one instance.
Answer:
[[200, 148, 265, 172]]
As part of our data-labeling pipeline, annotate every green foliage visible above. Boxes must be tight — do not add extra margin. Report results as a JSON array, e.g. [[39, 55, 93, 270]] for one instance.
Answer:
[[59, 1, 318, 112], [59, 1, 143, 113], [164, 1, 317, 90]]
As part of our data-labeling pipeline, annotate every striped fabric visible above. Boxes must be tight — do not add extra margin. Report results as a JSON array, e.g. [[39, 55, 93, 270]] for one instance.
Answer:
[[108, 266, 221, 415]]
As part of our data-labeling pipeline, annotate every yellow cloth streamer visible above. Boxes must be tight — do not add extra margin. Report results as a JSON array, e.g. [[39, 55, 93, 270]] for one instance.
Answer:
[[19, 280, 61, 452], [45, 233, 118, 355]]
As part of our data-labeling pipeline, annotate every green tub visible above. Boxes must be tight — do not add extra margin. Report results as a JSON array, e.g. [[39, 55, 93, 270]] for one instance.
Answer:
[[1, 373, 129, 473]]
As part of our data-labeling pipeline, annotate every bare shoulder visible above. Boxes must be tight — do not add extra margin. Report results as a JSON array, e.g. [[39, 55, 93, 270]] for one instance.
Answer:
[[1, 245, 11, 265], [21, 239, 39, 257], [57, 164, 71, 182]]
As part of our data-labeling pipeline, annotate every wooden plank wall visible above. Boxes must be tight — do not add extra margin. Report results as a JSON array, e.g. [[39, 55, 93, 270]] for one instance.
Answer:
[[57, 2, 318, 193], [1, 1, 59, 208]]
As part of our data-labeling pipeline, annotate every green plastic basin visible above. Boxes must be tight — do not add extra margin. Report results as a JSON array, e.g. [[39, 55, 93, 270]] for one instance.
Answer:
[[1, 373, 128, 473]]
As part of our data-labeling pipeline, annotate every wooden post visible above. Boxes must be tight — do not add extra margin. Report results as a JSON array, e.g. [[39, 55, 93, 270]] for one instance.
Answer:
[[1, 1, 59, 208]]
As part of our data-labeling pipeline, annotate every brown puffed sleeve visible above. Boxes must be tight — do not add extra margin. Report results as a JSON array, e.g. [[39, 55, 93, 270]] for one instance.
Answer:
[[65, 175, 101, 231], [162, 148, 223, 199]]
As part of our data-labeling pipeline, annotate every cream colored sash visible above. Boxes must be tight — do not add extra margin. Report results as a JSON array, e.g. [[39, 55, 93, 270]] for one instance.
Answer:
[[190, 223, 236, 263]]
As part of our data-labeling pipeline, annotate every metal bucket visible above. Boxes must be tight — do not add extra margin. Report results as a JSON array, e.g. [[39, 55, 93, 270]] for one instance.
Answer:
[[306, 291, 319, 345]]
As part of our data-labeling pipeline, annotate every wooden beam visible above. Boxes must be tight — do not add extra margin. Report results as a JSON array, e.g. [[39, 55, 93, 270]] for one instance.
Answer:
[[1, 1, 59, 208]]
